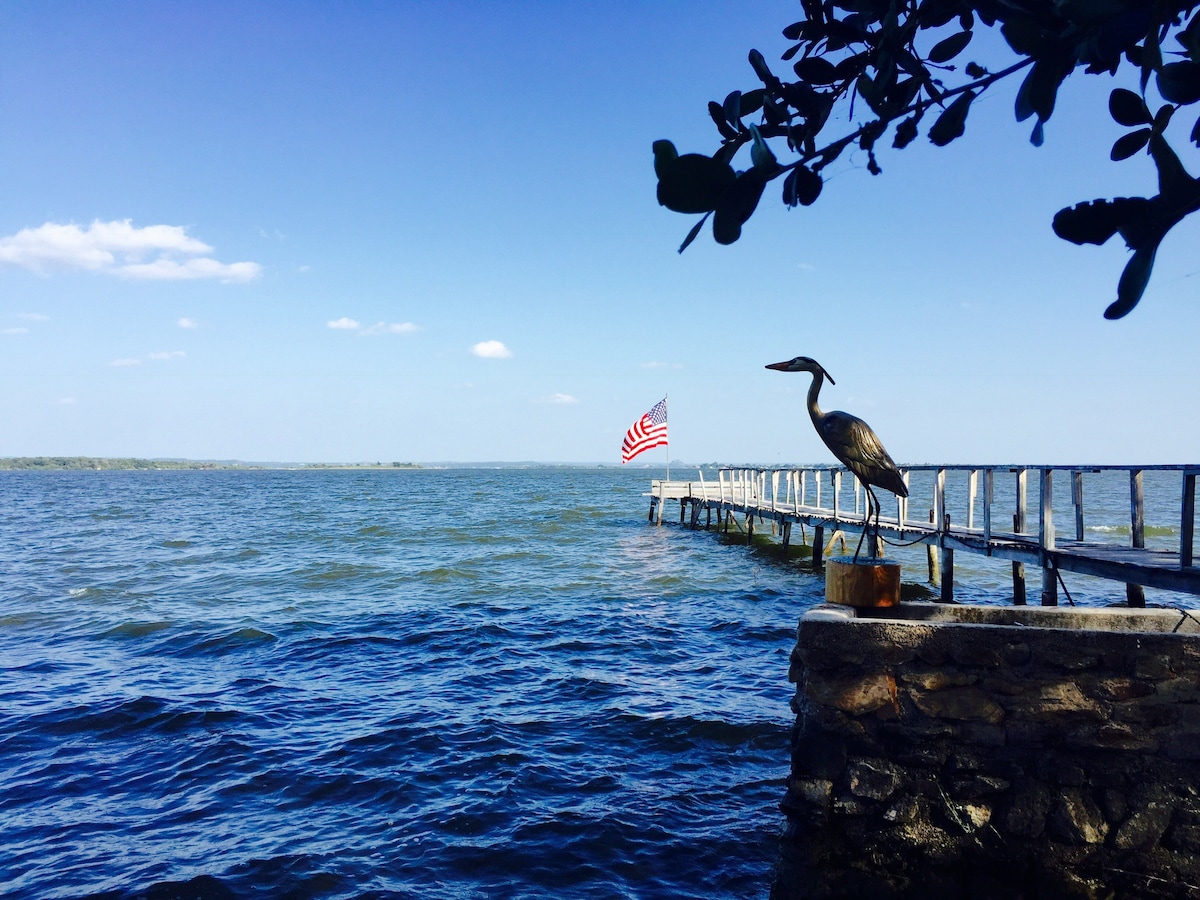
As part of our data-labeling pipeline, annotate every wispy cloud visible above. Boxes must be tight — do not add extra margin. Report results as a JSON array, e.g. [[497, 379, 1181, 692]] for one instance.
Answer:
[[0, 220, 261, 282], [149, 350, 186, 361], [640, 360, 683, 369], [19, 313, 49, 322], [177, 317, 198, 329], [549, 393, 579, 404], [327, 317, 418, 336], [471, 340, 512, 359], [110, 357, 141, 367], [58, 397, 77, 405], [2, 327, 29, 335]]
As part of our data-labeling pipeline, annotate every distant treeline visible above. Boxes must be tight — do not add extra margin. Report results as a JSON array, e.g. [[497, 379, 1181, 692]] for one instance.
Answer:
[[0, 457, 232, 471]]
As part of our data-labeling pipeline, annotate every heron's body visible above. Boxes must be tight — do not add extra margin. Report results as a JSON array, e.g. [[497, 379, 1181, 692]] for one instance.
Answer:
[[767, 355, 907, 559], [802, 371, 908, 499]]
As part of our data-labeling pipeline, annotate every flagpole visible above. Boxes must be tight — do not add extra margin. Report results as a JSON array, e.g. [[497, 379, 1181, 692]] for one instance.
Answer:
[[665, 394, 669, 482]]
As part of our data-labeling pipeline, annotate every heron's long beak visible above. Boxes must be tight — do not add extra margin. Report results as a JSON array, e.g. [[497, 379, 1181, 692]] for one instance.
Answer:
[[822, 367, 835, 385], [765, 361, 791, 371]]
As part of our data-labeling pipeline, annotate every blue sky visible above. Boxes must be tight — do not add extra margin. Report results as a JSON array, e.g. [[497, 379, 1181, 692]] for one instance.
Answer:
[[1, 1, 1197, 464]]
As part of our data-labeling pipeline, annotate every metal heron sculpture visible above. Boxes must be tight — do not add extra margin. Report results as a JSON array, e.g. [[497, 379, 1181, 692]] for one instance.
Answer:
[[766, 356, 908, 562]]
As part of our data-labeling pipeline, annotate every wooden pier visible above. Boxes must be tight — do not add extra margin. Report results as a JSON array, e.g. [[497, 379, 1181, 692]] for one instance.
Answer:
[[648, 465, 1200, 605]]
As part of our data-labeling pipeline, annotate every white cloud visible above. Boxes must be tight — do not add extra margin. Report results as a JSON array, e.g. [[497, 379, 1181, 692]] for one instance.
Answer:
[[2, 327, 29, 335], [550, 393, 579, 404], [149, 351, 186, 361], [640, 361, 668, 368], [110, 357, 141, 367], [471, 340, 512, 359], [0, 220, 261, 282], [58, 397, 77, 405], [19, 313, 49, 322], [177, 317, 198, 329], [329, 317, 419, 336], [361, 321, 418, 336]]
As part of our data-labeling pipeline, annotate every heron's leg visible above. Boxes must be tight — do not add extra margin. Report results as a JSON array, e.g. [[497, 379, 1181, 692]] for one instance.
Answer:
[[853, 488, 873, 563], [870, 486, 882, 558]]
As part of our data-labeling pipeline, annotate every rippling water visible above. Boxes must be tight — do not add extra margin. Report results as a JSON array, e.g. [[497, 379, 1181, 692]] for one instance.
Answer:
[[0, 468, 820, 899]]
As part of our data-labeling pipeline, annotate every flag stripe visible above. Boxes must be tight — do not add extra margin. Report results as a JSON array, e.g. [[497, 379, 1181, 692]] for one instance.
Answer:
[[621, 398, 668, 463]]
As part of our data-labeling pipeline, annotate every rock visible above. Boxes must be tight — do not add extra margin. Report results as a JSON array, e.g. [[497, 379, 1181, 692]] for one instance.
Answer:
[[1049, 790, 1109, 846], [1113, 801, 1174, 851], [848, 758, 903, 801], [804, 672, 897, 717], [909, 686, 1004, 724]]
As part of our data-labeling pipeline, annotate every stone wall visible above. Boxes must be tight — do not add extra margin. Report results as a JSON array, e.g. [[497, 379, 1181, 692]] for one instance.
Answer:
[[773, 603, 1200, 899]]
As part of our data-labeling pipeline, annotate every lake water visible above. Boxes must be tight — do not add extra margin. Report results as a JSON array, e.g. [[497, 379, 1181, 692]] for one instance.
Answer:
[[1, 466, 1193, 898]]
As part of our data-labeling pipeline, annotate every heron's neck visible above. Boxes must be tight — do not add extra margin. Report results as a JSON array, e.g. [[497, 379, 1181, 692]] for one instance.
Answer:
[[806, 372, 825, 426]]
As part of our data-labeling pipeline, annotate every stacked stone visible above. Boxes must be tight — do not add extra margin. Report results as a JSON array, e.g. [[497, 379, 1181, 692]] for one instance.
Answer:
[[775, 604, 1200, 899]]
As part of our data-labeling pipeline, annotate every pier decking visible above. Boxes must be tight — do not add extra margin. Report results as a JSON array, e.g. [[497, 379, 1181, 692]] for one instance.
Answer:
[[649, 465, 1200, 604]]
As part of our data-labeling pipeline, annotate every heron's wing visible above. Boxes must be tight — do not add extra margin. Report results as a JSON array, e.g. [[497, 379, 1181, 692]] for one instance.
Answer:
[[819, 412, 908, 497]]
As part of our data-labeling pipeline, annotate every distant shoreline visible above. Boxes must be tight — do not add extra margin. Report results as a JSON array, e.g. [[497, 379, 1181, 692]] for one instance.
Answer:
[[0, 457, 424, 471]]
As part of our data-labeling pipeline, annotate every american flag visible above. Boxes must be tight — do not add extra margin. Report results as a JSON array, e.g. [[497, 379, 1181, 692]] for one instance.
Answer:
[[621, 397, 668, 464]]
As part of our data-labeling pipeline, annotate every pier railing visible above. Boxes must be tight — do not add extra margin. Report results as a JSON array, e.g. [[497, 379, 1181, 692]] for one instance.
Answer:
[[649, 464, 1199, 605]]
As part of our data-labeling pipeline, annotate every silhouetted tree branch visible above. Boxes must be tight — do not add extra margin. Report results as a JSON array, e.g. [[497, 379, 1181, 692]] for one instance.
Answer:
[[654, 1, 1200, 319]]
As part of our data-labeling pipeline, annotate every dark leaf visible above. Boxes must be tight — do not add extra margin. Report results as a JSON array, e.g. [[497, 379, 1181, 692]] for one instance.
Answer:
[[677, 213, 711, 254], [1109, 88, 1152, 127], [740, 89, 766, 117], [783, 165, 822, 207], [929, 30, 972, 64], [1157, 61, 1200, 105], [782, 43, 803, 61], [712, 169, 768, 244], [1106, 245, 1158, 319], [833, 52, 869, 80], [893, 114, 921, 149], [1015, 56, 1070, 125], [782, 20, 806, 41], [748, 49, 777, 88], [708, 102, 739, 140], [886, 77, 922, 112], [655, 150, 737, 214], [793, 56, 840, 85], [928, 89, 975, 146], [1111, 128, 1151, 161], [652, 140, 678, 179], [867, 149, 881, 175], [1052, 197, 1153, 246], [965, 61, 987, 79], [1030, 119, 1044, 146], [722, 91, 742, 126], [856, 71, 886, 116], [1154, 104, 1174, 132], [1192, 113, 1200, 148]]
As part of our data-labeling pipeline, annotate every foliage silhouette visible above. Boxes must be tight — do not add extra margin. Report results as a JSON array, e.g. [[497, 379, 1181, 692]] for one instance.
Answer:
[[654, 1, 1200, 319]]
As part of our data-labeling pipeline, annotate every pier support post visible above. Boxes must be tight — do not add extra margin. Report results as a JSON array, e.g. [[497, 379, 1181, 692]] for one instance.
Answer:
[[926, 509, 940, 586], [782, 520, 792, 560], [1128, 469, 1146, 608], [746, 514, 754, 546], [941, 548, 954, 603], [1039, 469, 1057, 606], [812, 525, 825, 573]]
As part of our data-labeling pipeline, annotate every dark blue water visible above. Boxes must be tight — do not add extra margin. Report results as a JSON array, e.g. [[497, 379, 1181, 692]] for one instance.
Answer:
[[0, 468, 821, 899]]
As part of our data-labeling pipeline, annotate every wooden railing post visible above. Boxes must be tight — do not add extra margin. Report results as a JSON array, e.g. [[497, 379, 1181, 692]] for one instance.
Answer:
[[1039, 468, 1057, 606], [1183, 470, 1196, 568], [967, 469, 978, 531], [1128, 469, 1146, 607], [1072, 471, 1085, 541], [983, 469, 993, 553]]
